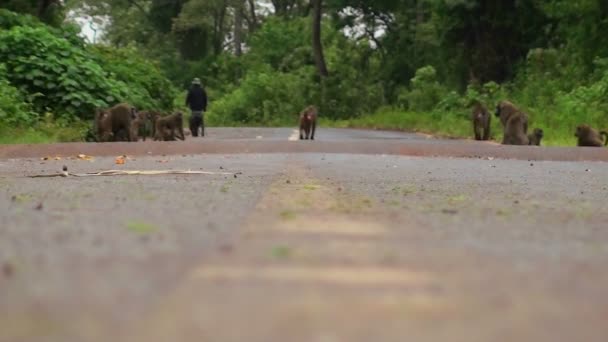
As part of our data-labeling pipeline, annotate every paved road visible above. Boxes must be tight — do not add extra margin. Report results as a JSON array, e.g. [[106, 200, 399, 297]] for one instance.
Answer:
[[1, 128, 608, 342]]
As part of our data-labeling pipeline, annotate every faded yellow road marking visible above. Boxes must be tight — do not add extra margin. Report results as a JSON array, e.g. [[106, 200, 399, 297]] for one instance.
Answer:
[[193, 265, 432, 287]]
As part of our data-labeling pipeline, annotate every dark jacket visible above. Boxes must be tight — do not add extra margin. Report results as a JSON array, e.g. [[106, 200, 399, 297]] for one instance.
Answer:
[[186, 85, 208, 111]]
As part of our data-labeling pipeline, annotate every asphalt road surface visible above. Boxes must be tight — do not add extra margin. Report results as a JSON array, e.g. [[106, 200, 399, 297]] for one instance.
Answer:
[[1, 127, 607, 342]]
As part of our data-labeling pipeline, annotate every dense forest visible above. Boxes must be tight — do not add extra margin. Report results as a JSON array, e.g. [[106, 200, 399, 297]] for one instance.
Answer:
[[1, 0, 607, 145]]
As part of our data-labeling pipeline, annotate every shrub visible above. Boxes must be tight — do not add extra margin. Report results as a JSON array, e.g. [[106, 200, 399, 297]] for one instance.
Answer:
[[0, 64, 36, 125], [91, 46, 177, 111], [0, 26, 129, 120], [403, 66, 450, 112], [208, 66, 315, 126]]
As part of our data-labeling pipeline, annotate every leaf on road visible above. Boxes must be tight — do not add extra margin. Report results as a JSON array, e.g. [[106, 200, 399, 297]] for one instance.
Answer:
[[77, 154, 94, 161]]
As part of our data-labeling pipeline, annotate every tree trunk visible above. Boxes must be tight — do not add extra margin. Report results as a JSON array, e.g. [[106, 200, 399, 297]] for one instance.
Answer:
[[212, 0, 228, 55], [234, 0, 243, 56], [311, 0, 328, 77], [37, 0, 55, 18], [247, 0, 258, 31]]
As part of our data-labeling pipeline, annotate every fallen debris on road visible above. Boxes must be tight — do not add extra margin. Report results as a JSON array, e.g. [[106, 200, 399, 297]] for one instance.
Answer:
[[29, 169, 240, 178]]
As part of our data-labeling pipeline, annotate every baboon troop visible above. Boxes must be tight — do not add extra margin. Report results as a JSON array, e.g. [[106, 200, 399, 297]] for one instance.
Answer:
[[90, 101, 605, 149], [471, 102, 491, 141], [92, 104, 186, 142], [467, 100, 606, 148], [528, 128, 544, 146], [575, 125, 608, 147], [299, 105, 318, 140]]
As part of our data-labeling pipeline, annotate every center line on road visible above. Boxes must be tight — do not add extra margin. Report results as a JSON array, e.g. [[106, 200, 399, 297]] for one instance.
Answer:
[[288, 129, 299, 141]]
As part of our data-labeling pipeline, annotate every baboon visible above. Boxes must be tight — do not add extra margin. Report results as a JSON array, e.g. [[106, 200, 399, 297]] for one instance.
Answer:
[[154, 112, 185, 141], [130, 111, 153, 141], [502, 113, 529, 145], [495, 100, 528, 134], [299, 105, 318, 140], [94, 103, 133, 142], [575, 125, 608, 147], [95, 109, 113, 142], [471, 102, 491, 141], [528, 128, 544, 146]]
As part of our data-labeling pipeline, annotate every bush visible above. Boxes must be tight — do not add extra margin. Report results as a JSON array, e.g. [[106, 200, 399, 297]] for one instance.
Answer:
[[0, 64, 36, 125], [403, 66, 450, 112], [91, 46, 177, 111], [0, 26, 129, 120], [208, 66, 315, 126]]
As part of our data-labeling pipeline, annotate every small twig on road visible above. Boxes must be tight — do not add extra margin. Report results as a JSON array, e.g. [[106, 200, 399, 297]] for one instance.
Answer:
[[29, 170, 241, 178]]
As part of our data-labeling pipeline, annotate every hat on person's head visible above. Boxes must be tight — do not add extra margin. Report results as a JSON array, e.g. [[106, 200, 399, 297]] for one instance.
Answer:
[[192, 78, 201, 85]]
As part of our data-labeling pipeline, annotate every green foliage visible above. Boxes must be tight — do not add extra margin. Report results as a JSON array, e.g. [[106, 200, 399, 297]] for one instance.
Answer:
[[401, 66, 449, 112], [0, 64, 37, 125], [0, 25, 127, 120], [0, 118, 90, 144], [91, 46, 177, 111], [208, 66, 315, 126], [244, 17, 313, 70]]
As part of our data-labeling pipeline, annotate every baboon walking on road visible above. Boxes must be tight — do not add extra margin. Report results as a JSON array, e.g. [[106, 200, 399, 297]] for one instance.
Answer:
[[471, 102, 491, 141], [299, 105, 317, 140]]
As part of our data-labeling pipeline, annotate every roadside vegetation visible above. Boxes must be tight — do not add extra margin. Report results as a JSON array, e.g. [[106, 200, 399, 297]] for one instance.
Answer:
[[0, 1, 607, 146]]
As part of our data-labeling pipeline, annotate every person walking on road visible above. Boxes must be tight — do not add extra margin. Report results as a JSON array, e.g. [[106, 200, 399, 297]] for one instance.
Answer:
[[186, 78, 208, 137]]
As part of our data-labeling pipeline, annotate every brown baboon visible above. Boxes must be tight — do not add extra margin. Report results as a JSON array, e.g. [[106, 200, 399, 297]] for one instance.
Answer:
[[130, 111, 153, 141], [575, 125, 608, 147], [502, 113, 529, 145], [154, 112, 185, 141], [471, 102, 491, 141], [528, 128, 544, 146], [94, 103, 133, 142], [95, 109, 113, 142], [299, 105, 318, 140], [495, 100, 528, 134]]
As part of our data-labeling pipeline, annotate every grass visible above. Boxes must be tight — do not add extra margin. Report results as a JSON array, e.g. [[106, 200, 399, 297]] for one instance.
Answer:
[[270, 245, 292, 259], [324, 106, 596, 147], [125, 221, 158, 234], [279, 210, 297, 220], [0, 121, 89, 144]]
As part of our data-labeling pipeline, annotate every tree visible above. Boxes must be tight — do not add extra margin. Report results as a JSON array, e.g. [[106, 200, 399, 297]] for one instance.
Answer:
[[311, 0, 328, 77]]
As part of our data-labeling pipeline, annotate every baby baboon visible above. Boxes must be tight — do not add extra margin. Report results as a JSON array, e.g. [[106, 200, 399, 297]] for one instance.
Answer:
[[95, 103, 133, 142], [502, 113, 529, 145], [299, 105, 318, 140], [528, 128, 544, 146], [575, 125, 608, 147], [471, 102, 491, 141], [95, 109, 113, 142], [130, 111, 153, 141], [154, 112, 185, 141], [495, 100, 528, 134]]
